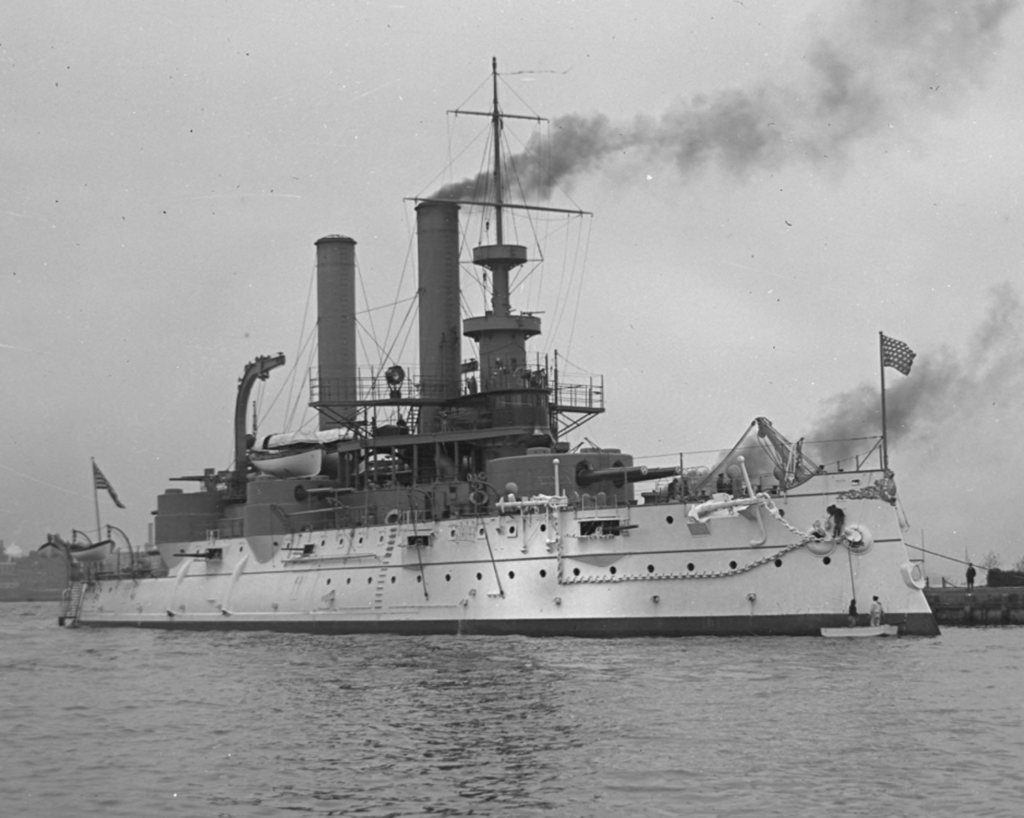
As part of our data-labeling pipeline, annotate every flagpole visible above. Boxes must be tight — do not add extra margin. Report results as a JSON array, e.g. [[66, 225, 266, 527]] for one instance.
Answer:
[[92, 457, 103, 540], [879, 331, 888, 472]]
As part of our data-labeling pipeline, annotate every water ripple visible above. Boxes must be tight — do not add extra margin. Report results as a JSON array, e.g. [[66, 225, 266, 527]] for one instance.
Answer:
[[3, 605, 1024, 816]]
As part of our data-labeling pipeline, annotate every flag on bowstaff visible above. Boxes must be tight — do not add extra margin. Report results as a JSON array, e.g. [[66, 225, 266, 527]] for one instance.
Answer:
[[93, 462, 125, 509], [881, 334, 916, 376]]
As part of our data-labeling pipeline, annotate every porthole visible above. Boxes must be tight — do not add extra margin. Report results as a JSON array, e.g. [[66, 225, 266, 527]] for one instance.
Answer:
[[609, 566, 617, 575], [647, 564, 655, 573], [540, 569, 547, 578], [666, 515, 674, 524], [417, 575, 422, 583], [346, 578, 351, 585], [445, 573, 452, 582], [774, 559, 783, 567], [823, 556, 832, 565], [449, 529, 457, 540], [390, 576, 396, 584], [508, 571, 515, 579], [687, 563, 695, 572], [540, 523, 547, 532], [729, 561, 737, 570], [476, 572, 483, 581], [573, 567, 581, 576], [508, 525, 517, 536], [326, 578, 331, 585], [367, 576, 372, 584], [358, 536, 364, 544]]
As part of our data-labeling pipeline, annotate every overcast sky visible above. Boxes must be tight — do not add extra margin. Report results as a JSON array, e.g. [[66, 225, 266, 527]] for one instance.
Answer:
[[4, 1, 1023, 574]]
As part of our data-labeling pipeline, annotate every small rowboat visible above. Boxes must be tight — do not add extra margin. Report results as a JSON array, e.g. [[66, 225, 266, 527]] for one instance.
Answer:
[[821, 625, 899, 638]]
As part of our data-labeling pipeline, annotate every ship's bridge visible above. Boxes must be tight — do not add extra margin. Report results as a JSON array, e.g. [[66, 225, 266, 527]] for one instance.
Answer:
[[310, 362, 603, 437]]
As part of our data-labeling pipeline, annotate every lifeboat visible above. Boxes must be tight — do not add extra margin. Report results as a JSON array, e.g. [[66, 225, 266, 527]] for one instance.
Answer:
[[250, 441, 323, 478], [69, 540, 115, 563]]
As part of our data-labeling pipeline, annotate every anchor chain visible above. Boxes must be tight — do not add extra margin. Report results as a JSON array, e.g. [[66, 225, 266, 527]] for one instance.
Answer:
[[557, 493, 821, 585]]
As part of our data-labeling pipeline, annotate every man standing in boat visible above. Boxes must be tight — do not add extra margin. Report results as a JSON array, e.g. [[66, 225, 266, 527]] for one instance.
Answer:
[[966, 563, 976, 590], [869, 596, 883, 627]]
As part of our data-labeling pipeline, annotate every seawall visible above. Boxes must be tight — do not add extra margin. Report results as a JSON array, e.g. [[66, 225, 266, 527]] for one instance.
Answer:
[[924, 587, 1024, 626]]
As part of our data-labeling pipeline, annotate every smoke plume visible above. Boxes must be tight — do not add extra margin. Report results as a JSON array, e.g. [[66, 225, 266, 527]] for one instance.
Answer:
[[807, 283, 1024, 468], [433, 0, 1016, 201]]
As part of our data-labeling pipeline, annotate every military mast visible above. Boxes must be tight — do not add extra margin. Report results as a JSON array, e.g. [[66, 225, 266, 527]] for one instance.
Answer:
[[409, 58, 604, 446], [462, 57, 542, 391]]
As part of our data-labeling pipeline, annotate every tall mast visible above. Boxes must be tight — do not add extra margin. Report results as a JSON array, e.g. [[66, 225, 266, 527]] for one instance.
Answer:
[[479, 56, 519, 317], [459, 58, 539, 381], [491, 56, 504, 246], [411, 58, 588, 321]]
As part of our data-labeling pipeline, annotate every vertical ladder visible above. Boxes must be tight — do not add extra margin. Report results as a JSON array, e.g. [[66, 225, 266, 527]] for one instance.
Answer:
[[372, 543, 396, 610], [58, 581, 86, 627]]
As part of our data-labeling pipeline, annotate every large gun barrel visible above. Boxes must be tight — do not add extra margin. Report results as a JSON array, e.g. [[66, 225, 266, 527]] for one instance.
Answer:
[[576, 464, 679, 488]]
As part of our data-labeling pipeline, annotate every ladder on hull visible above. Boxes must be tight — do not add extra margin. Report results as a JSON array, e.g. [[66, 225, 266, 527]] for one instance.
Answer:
[[58, 581, 86, 627]]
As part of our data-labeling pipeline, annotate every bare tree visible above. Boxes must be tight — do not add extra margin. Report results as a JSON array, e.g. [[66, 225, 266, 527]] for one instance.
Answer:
[[979, 550, 1002, 570]]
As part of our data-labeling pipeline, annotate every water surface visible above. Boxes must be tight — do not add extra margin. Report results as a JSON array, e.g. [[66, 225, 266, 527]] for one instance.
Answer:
[[2, 603, 1021, 816]]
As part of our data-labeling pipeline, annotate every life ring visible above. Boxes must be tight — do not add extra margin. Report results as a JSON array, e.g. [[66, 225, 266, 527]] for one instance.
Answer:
[[900, 561, 926, 590], [384, 508, 401, 526], [842, 523, 873, 554], [470, 490, 488, 507]]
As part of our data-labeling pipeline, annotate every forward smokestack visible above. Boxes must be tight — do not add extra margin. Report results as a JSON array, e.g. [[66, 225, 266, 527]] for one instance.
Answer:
[[416, 202, 461, 433]]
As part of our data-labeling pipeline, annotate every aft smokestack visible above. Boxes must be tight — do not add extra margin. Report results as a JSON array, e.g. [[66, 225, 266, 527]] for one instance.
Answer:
[[315, 235, 357, 430], [416, 202, 461, 432]]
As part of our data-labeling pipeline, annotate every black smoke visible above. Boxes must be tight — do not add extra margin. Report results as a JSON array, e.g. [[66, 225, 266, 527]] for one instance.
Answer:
[[807, 283, 1024, 468], [432, 1, 1017, 201]]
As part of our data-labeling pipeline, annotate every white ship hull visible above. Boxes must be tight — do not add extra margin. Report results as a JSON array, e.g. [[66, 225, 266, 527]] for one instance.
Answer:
[[74, 469, 938, 636]]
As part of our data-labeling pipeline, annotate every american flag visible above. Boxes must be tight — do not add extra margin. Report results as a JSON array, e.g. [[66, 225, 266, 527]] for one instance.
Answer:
[[93, 462, 126, 509], [881, 334, 916, 376]]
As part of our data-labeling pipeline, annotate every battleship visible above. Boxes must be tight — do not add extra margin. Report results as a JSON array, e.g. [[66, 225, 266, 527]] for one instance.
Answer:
[[60, 61, 939, 636]]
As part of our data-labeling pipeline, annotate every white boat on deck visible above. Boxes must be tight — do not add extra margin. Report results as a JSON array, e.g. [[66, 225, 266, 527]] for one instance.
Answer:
[[250, 442, 323, 479], [69, 540, 115, 563]]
